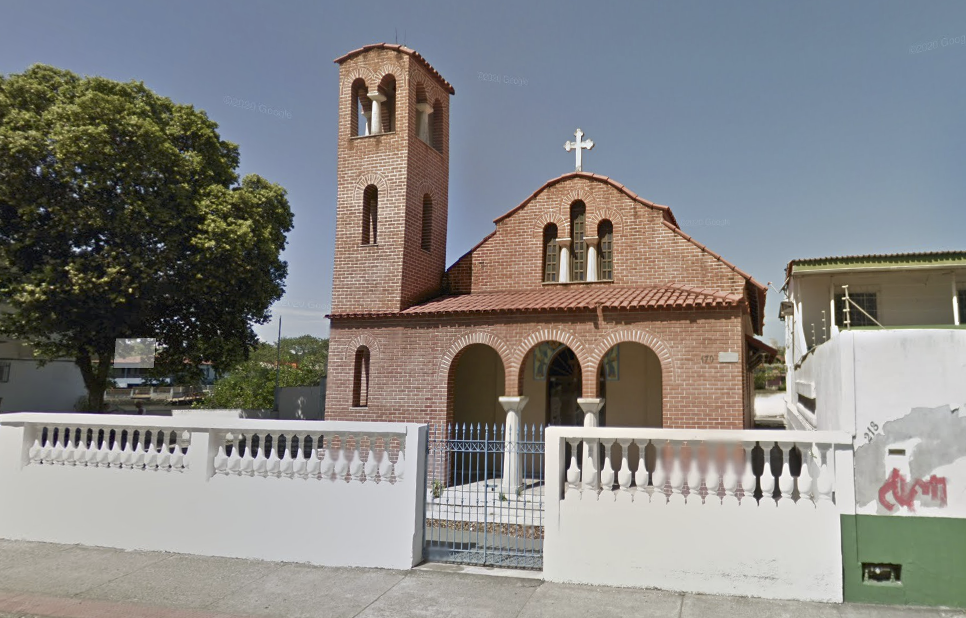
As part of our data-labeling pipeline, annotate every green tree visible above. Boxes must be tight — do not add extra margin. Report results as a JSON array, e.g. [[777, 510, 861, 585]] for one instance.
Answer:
[[198, 335, 327, 410], [0, 65, 293, 412]]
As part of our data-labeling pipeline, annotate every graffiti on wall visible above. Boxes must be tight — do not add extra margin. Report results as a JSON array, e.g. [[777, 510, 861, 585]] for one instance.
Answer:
[[855, 404, 966, 516], [877, 468, 948, 512]]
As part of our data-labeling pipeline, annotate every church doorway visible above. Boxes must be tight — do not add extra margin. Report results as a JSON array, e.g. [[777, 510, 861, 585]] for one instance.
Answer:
[[546, 347, 581, 426]]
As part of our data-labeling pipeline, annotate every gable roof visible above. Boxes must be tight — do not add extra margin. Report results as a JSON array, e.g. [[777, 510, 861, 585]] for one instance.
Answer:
[[334, 43, 455, 95], [492, 171, 678, 227]]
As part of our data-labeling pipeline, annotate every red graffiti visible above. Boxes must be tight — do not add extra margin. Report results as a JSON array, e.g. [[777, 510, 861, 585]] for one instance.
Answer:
[[877, 468, 948, 512]]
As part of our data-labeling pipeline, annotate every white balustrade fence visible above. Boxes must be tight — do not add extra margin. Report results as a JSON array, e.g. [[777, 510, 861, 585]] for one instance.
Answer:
[[0, 414, 427, 569], [545, 427, 854, 603]]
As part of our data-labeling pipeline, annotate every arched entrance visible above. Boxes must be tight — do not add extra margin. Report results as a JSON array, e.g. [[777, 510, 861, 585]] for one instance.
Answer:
[[448, 343, 506, 484], [596, 342, 663, 428], [518, 341, 583, 428], [547, 347, 582, 426]]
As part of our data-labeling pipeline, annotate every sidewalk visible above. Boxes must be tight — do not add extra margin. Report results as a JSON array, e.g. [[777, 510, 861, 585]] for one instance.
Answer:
[[0, 540, 961, 618]]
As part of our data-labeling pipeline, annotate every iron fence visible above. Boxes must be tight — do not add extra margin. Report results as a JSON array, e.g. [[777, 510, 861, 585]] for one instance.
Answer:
[[424, 422, 545, 570]]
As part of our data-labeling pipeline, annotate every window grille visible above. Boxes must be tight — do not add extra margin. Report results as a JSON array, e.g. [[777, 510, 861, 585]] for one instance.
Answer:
[[543, 224, 558, 282], [570, 202, 586, 282], [835, 292, 878, 327], [598, 220, 613, 280]]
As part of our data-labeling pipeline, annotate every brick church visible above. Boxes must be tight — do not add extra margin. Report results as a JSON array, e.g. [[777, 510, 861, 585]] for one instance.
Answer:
[[326, 43, 772, 431]]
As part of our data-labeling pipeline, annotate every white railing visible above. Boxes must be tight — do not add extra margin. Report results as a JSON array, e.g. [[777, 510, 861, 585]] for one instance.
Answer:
[[544, 426, 855, 603], [0, 413, 427, 569], [551, 427, 852, 509]]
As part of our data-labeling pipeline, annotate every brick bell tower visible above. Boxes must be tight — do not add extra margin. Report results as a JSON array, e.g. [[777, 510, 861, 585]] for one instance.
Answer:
[[331, 44, 454, 315]]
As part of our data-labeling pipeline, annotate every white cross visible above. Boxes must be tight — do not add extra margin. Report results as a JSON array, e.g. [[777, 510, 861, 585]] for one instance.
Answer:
[[564, 128, 594, 172]]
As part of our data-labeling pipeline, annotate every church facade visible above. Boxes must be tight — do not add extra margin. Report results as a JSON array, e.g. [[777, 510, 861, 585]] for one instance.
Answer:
[[325, 44, 769, 431]]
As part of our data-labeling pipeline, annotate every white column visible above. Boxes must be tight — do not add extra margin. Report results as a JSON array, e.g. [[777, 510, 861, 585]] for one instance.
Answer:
[[557, 238, 572, 284], [361, 109, 371, 136], [367, 91, 386, 134], [952, 277, 960, 326], [585, 237, 599, 282], [577, 397, 605, 486], [499, 396, 528, 493], [416, 102, 433, 143]]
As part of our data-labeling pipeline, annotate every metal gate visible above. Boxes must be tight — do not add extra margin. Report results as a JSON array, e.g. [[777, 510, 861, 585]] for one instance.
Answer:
[[424, 423, 544, 570]]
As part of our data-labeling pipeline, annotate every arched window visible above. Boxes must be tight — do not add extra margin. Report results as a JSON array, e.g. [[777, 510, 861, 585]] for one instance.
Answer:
[[415, 84, 431, 144], [421, 194, 433, 251], [352, 346, 371, 407], [375, 74, 396, 134], [350, 78, 370, 137], [597, 220, 614, 280], [543, 223, 559, 282], [570, 201, 587, 282], [431, 98, 443, 152], [362, 185, 378, 244]]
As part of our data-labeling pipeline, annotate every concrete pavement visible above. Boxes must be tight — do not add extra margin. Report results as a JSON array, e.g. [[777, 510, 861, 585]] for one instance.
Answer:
[[0, 540, 962, 618]]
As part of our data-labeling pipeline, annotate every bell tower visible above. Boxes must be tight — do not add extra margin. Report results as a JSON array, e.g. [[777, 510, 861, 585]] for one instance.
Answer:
[[330, 44, 453, 315]]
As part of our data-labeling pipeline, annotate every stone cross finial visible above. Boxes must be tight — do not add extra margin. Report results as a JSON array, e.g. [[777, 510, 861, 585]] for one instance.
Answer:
[[564, 128, 594, 172]]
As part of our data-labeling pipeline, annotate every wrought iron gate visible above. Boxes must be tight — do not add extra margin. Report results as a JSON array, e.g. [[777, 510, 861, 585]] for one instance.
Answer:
[[424, 423, 544, 570]]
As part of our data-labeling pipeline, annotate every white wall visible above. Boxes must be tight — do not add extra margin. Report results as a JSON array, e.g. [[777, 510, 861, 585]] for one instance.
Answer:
[[0, 341, 86, 412], [0, 414, 427, 570], [787, 329, 966, 519], [544, 426, 854, 603]]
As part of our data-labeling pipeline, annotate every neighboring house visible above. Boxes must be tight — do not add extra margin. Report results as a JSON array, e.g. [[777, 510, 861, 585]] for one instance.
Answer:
[[110, 359, 216, 388], [0, 338, 86, 412], [324, 43, 772, 432], [781, 251, 966, 608]]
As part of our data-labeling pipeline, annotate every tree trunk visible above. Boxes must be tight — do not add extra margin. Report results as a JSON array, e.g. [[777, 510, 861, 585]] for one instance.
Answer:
[[76, 351, 113, 412]]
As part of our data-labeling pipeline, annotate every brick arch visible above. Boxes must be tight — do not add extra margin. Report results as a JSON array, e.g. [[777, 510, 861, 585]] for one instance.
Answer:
[[341, 333, 382, 361], [409, 74, 445, 106], [534, 210, 566, 233], [437, 331, 512, 380], [588, 328, 675, 397], [587, 206, 626, 235], [354, 172, 390, 199], [340, 67, 377, 97], [512, 328, 590, 396], [413, 181, 438, 205], [372, 64, 405, 88]]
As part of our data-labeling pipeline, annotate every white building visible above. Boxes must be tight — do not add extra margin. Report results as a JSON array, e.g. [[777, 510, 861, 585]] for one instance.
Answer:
[[0, 339, 86, 412], [781, 251, 966, 606]]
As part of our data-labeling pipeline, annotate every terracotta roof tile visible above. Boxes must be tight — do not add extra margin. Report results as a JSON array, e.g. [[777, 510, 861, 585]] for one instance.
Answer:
[[328, 285, 743, 319], [334, 43, 455, 95]]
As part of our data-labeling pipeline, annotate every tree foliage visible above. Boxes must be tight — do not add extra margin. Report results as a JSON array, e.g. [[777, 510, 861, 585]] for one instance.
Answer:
[[197, 336, 327, 410], [0, 65, 293, 411]]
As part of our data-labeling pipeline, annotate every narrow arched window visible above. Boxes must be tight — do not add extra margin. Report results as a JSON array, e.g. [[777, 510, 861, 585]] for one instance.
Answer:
[[598, 220, 613, 280], [570, 201, 587, 282], [543, 223, 559, 282], [352, 346, 370, 407], [362, 185, 378, 244], [350, 78, 370, 137], [421, 194, 433, 251]]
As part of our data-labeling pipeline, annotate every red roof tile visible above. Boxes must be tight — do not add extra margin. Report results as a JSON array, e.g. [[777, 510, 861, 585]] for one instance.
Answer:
[[328, 285, 743, 319], [334, 44, 455, 95]]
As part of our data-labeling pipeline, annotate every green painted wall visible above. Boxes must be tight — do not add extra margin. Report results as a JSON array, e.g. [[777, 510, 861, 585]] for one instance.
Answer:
[[842, 514, 966, 608]]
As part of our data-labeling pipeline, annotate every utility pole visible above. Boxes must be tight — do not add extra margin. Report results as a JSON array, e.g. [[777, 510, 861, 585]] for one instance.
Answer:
[[274, 317, 282, 412]]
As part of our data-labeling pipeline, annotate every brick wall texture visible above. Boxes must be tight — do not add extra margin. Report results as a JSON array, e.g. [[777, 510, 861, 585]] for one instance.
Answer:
[[329, 46, 763, 430]]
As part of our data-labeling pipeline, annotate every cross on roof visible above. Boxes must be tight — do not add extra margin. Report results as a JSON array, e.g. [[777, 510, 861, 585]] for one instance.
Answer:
[[564, 128, 594, 172]]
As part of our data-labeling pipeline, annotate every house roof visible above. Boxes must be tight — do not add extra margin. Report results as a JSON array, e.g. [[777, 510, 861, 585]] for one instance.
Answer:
[[334, 43, 455, 95], [785, 250, 966, 280], [328, 284, 744, 319]]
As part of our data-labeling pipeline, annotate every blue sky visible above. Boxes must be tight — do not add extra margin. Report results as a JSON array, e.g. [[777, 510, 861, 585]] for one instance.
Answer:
[[2, 1, 964, 345]]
